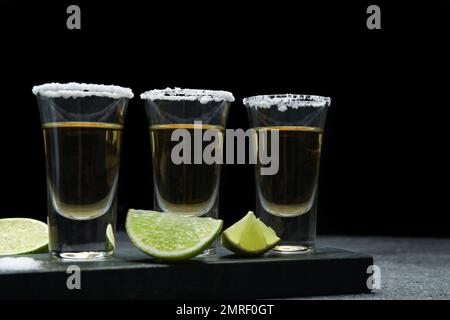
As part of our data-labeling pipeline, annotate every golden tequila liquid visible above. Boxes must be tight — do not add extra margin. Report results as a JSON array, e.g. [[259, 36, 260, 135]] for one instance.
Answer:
[[256, 126, 322, 217], [43, 122, 123, 220], [43, 122, 122, 259], [255, 126, 323, 252], [149, 124, 224, 217]]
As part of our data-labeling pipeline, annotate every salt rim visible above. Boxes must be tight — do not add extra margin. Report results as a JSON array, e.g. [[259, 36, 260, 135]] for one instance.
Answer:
[[140, 87, 235, 104], [243, 94, 331, 112], [32, 82, 134, 99]]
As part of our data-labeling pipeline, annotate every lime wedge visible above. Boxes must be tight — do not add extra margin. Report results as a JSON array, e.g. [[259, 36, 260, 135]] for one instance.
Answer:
[[0, 218, 48, 255], [221, 211, 280, 256], [126, 209, 223, 261], [105, 224, 115, 252]]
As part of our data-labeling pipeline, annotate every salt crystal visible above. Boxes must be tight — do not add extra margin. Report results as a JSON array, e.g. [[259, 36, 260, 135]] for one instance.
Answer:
[[0, 257, 42, 271]]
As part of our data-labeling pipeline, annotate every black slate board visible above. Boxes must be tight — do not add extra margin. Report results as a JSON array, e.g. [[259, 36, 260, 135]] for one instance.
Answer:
[[0, 243, 373, 299]]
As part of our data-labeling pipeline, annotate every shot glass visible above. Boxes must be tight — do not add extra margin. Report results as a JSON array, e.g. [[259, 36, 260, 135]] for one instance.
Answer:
[[141, 88, 234, 255], [244, 94, 330, 253], [33, 82, 133, 260]]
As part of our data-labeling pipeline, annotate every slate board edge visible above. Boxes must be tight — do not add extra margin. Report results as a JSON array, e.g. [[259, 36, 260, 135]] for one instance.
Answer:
[[0, 247, 374, 299]]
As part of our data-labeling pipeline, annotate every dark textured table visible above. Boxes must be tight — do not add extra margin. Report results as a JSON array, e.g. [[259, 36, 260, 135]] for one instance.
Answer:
[[309, 236, 450, 300]]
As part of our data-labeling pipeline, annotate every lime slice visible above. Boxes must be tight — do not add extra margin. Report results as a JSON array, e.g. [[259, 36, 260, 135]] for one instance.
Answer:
[[126, 209, 223, 261], [221, 211, 280, 256], [0, 218, 48, 255]]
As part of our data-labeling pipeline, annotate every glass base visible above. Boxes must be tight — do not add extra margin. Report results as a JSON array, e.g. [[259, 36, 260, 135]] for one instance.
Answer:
[[197, 247, 216, 257], [52, 251, 113, 261], [273, 244, 314, 254]]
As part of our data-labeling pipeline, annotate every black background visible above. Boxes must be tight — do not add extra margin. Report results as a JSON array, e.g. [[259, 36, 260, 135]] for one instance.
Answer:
[[0, 1, 448, 237]]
